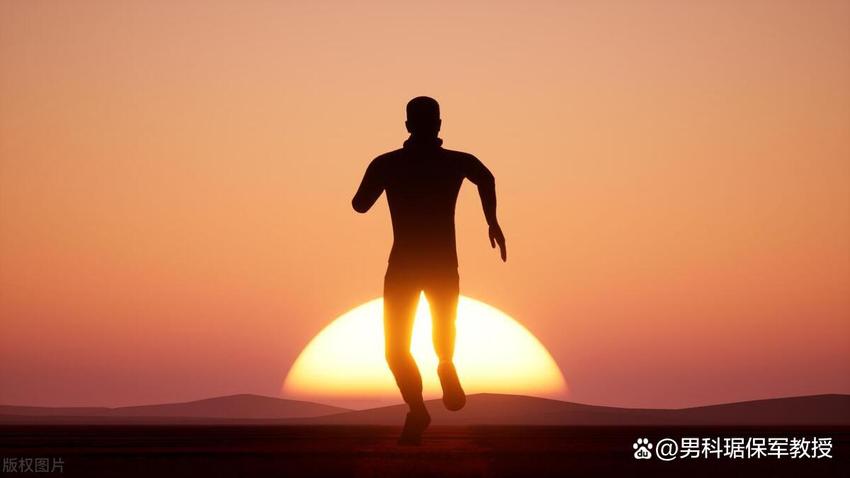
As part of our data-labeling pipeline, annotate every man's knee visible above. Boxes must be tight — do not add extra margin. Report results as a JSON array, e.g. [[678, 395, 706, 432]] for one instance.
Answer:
[[385, 348, 414, 370]]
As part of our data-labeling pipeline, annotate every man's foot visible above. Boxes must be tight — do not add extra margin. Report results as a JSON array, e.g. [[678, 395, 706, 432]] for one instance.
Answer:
[[397, 407, 431, 446], [438, 362, 466, 411]]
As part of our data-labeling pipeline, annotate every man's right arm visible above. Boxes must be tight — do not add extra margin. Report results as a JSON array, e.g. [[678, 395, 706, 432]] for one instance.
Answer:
[[352, 158, 385, 213]]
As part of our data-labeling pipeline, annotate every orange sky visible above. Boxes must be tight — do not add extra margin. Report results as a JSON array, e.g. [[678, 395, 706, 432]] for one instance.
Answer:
[[1, 0, 848, 408]]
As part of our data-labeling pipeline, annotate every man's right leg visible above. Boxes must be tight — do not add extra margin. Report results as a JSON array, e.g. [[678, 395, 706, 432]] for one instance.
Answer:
[[383, 266, 430, 444]]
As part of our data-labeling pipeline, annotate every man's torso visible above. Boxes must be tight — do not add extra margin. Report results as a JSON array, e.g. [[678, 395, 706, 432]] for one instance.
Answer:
[[374, 145, 470, 269]]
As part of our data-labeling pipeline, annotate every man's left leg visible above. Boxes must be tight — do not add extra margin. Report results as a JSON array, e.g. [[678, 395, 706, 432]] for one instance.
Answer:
[[425, 268, 466, 411]]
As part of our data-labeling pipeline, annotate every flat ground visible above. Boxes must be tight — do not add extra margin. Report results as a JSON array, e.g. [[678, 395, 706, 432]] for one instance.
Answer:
[[0, 425, 847, 477]]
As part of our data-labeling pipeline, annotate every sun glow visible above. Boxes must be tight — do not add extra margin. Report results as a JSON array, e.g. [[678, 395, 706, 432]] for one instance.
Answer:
[[282, 295, 567, 408]]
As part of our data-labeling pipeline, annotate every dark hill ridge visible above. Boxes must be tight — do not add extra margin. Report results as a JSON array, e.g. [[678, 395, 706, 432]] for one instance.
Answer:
[[0, 394, 349, 421], [287, 393, 850, 426], [1, 393, 848, 426]]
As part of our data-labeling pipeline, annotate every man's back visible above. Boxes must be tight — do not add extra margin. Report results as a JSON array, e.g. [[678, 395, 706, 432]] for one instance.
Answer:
[[357, 138, 493, 268]]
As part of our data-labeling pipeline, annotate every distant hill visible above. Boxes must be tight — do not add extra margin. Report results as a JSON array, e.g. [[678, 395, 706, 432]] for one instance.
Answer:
[[0, 394, 349, 424], [2, 393, 848, 426], [287, 393, 850, 426]]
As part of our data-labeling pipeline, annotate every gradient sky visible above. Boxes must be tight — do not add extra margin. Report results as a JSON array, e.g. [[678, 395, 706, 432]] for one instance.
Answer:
[[1, 0, 848, 409]]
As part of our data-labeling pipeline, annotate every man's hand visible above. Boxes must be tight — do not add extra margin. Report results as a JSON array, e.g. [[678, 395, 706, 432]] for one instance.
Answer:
[[489, 224, 507, 262]]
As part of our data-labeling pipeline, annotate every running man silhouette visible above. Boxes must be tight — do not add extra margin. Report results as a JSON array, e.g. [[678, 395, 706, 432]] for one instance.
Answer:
[[352, 96, 506, 445]]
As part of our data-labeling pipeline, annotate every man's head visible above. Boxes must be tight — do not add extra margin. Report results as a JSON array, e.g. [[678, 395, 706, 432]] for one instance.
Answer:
[[405, 96, 441, 137]]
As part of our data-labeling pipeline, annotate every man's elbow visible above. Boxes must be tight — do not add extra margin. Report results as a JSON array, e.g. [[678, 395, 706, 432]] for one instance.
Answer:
[[352, 197, 369, 213], [477, 172, 495, 189]]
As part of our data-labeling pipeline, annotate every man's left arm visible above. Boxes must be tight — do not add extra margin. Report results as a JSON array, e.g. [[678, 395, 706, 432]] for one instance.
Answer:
[[462, 154, 506, 262]]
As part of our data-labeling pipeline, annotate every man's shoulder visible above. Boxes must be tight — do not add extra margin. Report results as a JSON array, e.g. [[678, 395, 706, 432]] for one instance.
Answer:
[[371, 148, 406, 166], [440, 148, 482, 170], [440, 148, 479, 165], [370, 147, 479, 168]]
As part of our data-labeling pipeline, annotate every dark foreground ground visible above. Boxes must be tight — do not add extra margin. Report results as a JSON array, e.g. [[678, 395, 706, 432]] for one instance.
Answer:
[[1, 425, 847, 477]]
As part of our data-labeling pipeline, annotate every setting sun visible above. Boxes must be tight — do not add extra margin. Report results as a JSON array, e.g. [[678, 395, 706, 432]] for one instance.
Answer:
[[282, 295, 567, 408]]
